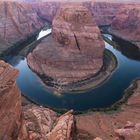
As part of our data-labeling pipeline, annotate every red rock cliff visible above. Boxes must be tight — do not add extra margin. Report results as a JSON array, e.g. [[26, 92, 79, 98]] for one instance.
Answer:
[[0, 1, 44, 54], [0, 60, 75, 140]]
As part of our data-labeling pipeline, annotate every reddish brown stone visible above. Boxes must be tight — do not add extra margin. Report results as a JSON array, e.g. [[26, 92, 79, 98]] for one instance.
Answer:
[[0, 60, 21, 140], [27, 4, 104, 85], [0, 1, 44, 54]]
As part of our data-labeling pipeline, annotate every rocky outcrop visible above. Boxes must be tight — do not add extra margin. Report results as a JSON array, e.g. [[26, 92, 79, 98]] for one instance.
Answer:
[[110, 4, 140, 48], [46, 110, 75, 140], [0, 1, 44, 55], [27, 4, 104, 87], [0, 60, 21, 140], [21, 105, 75, 140], [0, 60, 75, 140], [76, 79, 140, 140], [115, 121, 140, 140]]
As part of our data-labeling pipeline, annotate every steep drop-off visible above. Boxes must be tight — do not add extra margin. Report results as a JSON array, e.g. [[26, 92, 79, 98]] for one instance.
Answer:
[[0, 60, 21, 140], [0, 60, 75, 140], [0, 1, 44, 55]]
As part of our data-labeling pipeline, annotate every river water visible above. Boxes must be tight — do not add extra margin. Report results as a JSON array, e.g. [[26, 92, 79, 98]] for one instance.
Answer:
[[5, 30, 140, 111]]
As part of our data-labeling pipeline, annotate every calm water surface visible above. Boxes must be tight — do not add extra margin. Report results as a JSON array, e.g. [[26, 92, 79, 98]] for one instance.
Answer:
[[5, 31, 140, 111]]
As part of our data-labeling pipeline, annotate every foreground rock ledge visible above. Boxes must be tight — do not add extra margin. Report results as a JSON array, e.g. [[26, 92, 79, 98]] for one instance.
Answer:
[[27, 4, 104, 86], [0, 60, 21, 140]]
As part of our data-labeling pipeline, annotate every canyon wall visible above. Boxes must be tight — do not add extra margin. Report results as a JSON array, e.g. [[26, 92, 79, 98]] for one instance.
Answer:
[[110, 4, 140, 48], [0, 1, 44, 55], [31, 2, 60, 23], [84, 1, 122, 26]]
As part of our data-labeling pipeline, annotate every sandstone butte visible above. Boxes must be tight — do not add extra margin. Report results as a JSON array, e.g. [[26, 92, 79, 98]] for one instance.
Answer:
[[27, 4, 105, 85], [0, 1, 44, 55], [110, 4, 140, 48], [0, 54, 140, 139]]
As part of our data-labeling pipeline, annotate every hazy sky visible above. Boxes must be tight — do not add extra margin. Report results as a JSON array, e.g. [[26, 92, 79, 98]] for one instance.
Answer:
[[4, 0, 140, 3]]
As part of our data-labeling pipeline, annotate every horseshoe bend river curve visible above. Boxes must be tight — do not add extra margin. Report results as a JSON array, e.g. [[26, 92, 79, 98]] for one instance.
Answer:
[[4, 29, 140, 112]]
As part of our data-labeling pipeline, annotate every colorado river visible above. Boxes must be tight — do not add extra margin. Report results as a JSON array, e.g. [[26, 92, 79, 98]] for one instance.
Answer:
[[4, 29, 140, 111]]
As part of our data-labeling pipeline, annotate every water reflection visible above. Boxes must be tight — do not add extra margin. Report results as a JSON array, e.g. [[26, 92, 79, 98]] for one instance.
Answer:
[[112, 37, 140, 61]]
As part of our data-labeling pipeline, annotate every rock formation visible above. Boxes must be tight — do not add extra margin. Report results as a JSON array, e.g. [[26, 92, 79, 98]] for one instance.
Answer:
[[27, 4, 104, 87], [115, 121, 140, 140], [0, 1, 44, 55], [0, 60, 21, 140], [110, 4, 140, 48]]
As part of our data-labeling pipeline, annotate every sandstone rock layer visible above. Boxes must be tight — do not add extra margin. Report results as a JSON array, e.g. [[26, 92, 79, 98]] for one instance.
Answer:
[[0, 1, 44, 54], [110, 4, 140, 48], [27, 4, 104, 86], [0, 60, 21, 140]]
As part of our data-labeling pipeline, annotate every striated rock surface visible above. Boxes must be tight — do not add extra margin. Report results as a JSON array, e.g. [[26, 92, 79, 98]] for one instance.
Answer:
[[20, 105, 75, 140], [47, 110, 75, 140], [84, 1, 122, 26], [0, 60, 76, 140], [115, 122, 140, 140], [110, 4, 140, 48], [76, 79, 140, 140], [27, 4, 104, 86], [0, 1, 44, 55], [0, 60, 21, 140]]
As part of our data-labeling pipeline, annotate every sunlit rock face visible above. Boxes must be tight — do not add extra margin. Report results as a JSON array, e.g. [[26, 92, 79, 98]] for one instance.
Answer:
[[0, 60, 21, 140], [27, 4, 104, 86], [0, 60, 75, 140], [115, 122, 140, 140], [110, 4, 140, 46], [0, 1, 44, 55]]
